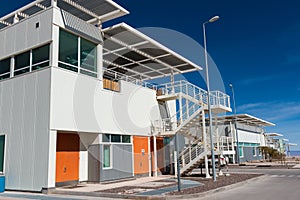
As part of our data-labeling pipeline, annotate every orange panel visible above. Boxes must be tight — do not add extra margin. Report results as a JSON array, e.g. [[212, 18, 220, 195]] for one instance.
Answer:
[[56, 133, 80, 183], [133, 136, 149, 175]]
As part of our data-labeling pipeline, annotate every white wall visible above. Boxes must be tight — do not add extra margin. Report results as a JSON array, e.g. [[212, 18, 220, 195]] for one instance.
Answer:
[[0, 69, 51, 191], [0, 9, 53, 60], [238, 130, 262, 144], [50, 67, 161, 136]]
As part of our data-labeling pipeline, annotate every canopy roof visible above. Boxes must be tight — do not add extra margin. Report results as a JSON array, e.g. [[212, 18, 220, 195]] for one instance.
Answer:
[[265, 133, 283, 137], [103, 23, 202, 80], [218, 114, 275, 127], [0, 0, 129, 30]]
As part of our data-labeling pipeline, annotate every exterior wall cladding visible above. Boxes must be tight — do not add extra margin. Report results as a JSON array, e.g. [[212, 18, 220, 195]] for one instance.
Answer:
[[239, 147, 262, 163], [0, 5, 165, 191]]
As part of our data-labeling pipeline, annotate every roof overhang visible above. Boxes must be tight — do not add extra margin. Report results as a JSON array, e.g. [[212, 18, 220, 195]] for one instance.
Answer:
[[0, 0, 129, 30], [217, 114, 275, 127], [265, 133, 283, 137], [102, 23, 202, 80]]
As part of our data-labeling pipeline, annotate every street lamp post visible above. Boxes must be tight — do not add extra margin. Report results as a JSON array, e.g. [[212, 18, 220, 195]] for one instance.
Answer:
[[229, 83, 240, 165], [203, 15, 219, 182]]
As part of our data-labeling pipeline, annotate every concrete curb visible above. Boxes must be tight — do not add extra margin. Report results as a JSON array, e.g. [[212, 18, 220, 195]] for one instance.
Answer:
[[52, 175, 266, 200]]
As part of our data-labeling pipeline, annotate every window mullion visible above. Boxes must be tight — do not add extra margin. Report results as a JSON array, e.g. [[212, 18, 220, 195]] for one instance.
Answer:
[[29, 50, 33, 72], [78, 37, 81, 74]]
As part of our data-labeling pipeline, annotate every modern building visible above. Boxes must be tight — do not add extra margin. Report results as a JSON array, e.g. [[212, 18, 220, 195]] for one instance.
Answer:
[[216, 114, 275, 163], [0, 0, 232, 192]]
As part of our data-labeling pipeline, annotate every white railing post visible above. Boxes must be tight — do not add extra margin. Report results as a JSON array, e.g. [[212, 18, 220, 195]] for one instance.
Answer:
[[181, 154, 185, 167]]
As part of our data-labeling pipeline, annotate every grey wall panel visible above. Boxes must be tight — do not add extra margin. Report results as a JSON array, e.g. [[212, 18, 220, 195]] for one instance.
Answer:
[[0, 68, 51, 191], [239, 147, 262, 163], [0, 9, 52, 60], [100, 144, 133, 182]]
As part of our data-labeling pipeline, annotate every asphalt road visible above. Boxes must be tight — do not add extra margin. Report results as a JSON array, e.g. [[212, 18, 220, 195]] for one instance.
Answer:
[[192, 168, 300, 200]]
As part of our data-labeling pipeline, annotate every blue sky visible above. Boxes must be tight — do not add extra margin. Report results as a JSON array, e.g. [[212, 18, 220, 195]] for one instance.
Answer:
[[2, 0, 300, 149]]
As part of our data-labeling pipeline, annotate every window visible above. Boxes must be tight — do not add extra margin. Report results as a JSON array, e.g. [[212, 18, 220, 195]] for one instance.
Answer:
[[122, 135, 131, 143], [14, 51, 30, 76], [102, 134, 131, 143], [80, 38, 97, 77], [32, 44, 50, 70], [103, 134, 110, 143], [103, 145, 111, 169], [0, 58, 10, 80], [253, 147, 257, 156], [239, 147, 244, 158], [59, 29, 78, 72], [59, 29, 98, 77], [0, 135, 5, 173], [111, 134, 121, 143]]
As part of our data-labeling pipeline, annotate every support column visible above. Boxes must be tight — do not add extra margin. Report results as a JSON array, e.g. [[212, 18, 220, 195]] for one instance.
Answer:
[[202, 108, 210, 178], [179, 95, 183, 124], [50, 25, 59, 67], [215, 115, 219, 151], [148, 136, 151, 177], [97, 20, 103, 81], [51, 0, 57, 7], [153, 136, 158, 177], [47, 130, 57, 188], [171, 70, 175, 93]]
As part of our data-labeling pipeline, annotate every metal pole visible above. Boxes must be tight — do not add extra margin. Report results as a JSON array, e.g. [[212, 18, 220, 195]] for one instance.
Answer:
[[230, 84, 240, 164], [175, 134, 181, 191], [203, 22, 217, 182]]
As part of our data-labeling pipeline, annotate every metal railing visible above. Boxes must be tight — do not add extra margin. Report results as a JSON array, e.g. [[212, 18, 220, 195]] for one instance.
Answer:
[[178, 139, 207, 174], [103, 69, 158, 90]]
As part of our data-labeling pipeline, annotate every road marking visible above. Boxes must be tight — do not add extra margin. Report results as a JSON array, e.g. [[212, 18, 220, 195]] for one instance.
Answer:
[[288, 175, 295, 178], [279, 175, 286, 177], [297, 175, 300, 178], [271, 175, 279, 177]]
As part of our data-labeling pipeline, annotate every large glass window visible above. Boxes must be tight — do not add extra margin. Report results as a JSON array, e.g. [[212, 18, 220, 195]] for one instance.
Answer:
[[0, 58, 10, 80], [103, 145, 111, 168], [0, 135, 5, 173], [32, 44, 50, 71], [59, 29, 78, 72], [14, 51, 30, 76], [80, 38, 97, 77], [59, 29, 98, 78]]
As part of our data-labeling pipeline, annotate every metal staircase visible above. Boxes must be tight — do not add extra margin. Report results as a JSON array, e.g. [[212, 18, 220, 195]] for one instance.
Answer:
[[178, 139, 208, 175], [152, 80, 231, 175]]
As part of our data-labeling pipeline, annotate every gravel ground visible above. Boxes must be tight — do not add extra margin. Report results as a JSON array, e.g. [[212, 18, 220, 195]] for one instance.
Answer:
[[168, 173, 262, 195], [96, 173, 262, 196]]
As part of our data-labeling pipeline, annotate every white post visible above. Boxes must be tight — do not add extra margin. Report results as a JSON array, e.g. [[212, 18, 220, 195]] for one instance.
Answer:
[[51, 0, 57, 7], [50, 25, 59, 67], [215, 115, 219, 151], [179, 95, 183, 124], [202, 108, 210, 178], [174, 150, 178, 177], [47, 130, 57, 188], [153, 136, 158, 177], [148, 136, 151, 177], [10, 57, 14, 78], [13, 13, 19, 24]]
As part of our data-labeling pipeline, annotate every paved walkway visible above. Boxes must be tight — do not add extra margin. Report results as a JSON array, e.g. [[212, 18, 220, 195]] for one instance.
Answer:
[[292, 164, 300, 168], [55, 176, 173, 193]]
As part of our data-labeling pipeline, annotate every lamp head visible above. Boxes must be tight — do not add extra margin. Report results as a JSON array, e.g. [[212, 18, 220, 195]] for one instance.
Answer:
[[229, 83, 233, 87], [209, 16, 220, 23]]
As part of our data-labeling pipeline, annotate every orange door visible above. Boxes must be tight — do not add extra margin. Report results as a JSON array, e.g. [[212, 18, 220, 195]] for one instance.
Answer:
[[133, 136, 149, 175], [56, 132, 80, 184]]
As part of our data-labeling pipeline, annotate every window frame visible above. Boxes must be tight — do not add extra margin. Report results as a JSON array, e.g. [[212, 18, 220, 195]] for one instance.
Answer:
[[0, 134, 7, 174], [103, 144, 112, 170], [253, 147, 257, 157], [0, 58, 11, 80], [239, 146, 244, 158]]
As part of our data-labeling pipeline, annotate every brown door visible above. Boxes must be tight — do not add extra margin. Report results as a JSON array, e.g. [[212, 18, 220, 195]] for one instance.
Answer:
[[56, 132, 80, 185]]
